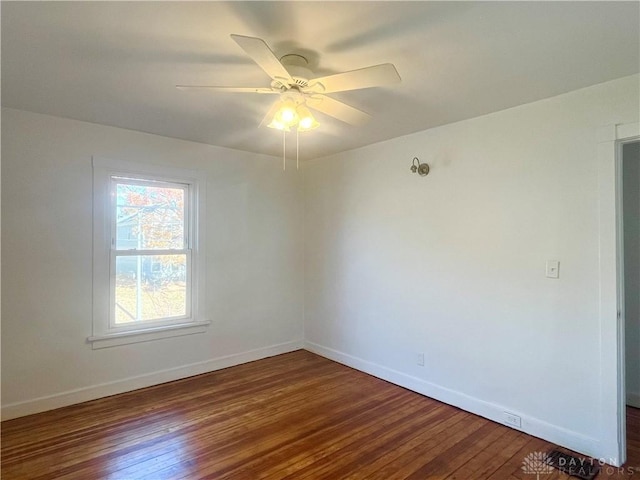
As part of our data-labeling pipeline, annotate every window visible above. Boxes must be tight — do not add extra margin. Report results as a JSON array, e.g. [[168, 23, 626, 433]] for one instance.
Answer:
[[90, 157, 208, 348]]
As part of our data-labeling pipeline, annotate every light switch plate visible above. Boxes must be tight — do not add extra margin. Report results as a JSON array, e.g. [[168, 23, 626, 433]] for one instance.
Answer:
[[546, 260, 560, 279]]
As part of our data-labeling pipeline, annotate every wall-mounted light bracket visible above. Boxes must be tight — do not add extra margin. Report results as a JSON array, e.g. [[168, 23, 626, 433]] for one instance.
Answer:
[[410, 157, 430, 176]]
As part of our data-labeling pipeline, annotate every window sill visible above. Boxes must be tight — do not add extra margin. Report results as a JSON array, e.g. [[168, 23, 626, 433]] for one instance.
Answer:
[[87, 320, 210, 349]]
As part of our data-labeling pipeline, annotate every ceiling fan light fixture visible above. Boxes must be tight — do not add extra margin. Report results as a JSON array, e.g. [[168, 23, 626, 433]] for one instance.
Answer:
[[268, 97, 319, 132], [177, 34, 401, 170]]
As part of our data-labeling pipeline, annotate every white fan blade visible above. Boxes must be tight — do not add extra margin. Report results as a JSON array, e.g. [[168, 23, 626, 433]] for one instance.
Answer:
[[176, 85, 279, 94], [306, 95, 371, 126], [230, 34, 293, 84], [306, 63, 400, 94]]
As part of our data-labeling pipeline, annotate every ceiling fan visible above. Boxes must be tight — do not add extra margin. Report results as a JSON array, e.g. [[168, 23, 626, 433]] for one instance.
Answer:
[[177, 34, 401, 132]]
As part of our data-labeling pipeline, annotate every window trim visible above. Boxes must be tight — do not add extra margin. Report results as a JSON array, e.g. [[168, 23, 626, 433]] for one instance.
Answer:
[[90, 157, 208, 349]]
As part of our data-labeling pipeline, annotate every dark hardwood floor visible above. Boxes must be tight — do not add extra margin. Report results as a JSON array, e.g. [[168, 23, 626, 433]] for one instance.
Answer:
[[2, 350, 639, 479]]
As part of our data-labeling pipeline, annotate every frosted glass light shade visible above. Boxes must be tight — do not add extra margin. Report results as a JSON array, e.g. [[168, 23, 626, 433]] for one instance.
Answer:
[[296, 105, 319, 131]]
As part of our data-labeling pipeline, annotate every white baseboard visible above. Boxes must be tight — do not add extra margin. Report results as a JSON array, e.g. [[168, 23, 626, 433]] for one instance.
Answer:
[[628, 392, 640, 408], [304, 341, 614, 465], [2, 340, 304, 420]]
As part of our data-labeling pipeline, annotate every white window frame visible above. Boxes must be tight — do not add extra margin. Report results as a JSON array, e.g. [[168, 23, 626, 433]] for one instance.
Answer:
[[90, 157, 209, 349]]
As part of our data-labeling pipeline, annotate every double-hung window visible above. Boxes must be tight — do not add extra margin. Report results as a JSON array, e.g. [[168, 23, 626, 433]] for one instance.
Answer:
[[91, 157, 208, 348]]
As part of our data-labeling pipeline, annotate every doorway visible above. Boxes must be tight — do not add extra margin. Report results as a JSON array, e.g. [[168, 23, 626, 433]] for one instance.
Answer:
[[622, 141, 640, 412], [621, 139, 640, 467]]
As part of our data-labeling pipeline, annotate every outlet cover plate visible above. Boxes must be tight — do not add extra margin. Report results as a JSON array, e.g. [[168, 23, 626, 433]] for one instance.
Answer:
[[504, 412, 522, 428]]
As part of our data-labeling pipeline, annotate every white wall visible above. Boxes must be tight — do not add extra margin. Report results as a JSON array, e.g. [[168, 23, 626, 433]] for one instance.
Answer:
[[1, 108, 304, 418], [624, 141, 640, 407], [303, 74, 639, 462]]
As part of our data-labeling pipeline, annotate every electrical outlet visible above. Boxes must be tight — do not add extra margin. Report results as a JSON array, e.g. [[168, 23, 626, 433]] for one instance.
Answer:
[[504, 412, 522, 428], [417, 352, 425, 366]]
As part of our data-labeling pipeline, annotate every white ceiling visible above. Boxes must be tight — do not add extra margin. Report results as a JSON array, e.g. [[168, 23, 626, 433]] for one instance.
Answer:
[[2, 1, 639, 160]]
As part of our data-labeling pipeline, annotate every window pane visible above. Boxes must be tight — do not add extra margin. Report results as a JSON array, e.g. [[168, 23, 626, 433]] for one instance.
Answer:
[[115, 255, 187, 324], [115, 181, 185, 250]]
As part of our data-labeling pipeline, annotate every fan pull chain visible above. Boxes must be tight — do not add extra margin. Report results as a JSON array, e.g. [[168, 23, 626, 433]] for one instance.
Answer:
[[283, 130, 286, 171], [296, 128, 299, 170]]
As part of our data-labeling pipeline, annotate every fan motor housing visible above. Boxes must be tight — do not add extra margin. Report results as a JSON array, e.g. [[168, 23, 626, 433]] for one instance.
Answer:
[[275, 54, 313, 89]]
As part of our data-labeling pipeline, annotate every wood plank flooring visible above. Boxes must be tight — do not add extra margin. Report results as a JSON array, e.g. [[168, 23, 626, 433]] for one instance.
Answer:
[[2, 350, 639, 479]]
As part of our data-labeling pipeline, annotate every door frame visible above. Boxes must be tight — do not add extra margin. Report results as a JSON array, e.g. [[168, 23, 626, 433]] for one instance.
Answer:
[[598, 122, 640, 467]]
